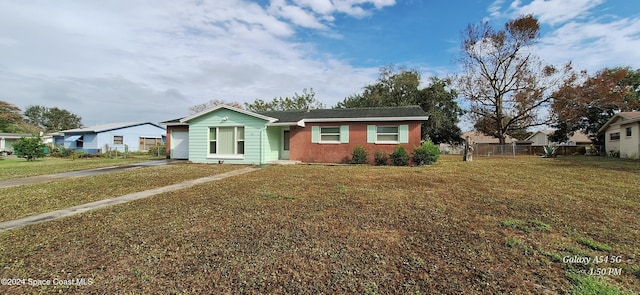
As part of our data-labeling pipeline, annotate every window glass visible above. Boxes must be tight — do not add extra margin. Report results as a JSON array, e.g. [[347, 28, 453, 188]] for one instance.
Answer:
[[320, 127, 340, 142], [113, 136, 123, 145], [377, 126, 399, 142], [610, 132, 620, 140]]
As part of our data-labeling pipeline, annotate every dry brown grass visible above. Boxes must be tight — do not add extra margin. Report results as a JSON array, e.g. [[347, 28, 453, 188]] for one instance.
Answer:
[[0, 155, 638, 294]]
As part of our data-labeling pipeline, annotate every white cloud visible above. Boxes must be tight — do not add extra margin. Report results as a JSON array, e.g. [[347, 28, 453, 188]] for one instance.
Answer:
[[485, 0, 640, 72], [536, 17, 640, 71], [0, 0, 393, 126], [269, 0, 328, 29], [508, 0, 604, 26]]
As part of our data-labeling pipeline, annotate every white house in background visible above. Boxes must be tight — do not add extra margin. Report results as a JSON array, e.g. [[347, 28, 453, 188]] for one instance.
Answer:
[[59, 122, 166, 154], [0, 133, 34, 155], [461, 131, 516, 144], [598, 112, 640, 159], [526, 130, 591, 146]]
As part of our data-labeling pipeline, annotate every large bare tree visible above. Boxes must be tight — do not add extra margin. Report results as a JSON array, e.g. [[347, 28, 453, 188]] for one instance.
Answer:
[[456, 15, 572, 144], [189, 99, 244, 114]]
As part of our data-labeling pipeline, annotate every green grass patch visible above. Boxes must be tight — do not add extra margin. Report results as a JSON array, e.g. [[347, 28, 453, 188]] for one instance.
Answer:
[[500, 219, 552, 232], [568, 272, 633, 295], [577, 238, 613, 252]]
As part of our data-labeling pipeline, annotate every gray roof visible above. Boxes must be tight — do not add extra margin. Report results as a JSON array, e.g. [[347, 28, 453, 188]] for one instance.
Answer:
[[62, 122, 165, 134], [257, 105, 428, 123]]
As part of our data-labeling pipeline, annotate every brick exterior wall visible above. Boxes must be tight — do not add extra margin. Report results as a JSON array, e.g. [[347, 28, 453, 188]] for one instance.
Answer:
[[165, 125, 188, 159], [289, 121, 422, 163]]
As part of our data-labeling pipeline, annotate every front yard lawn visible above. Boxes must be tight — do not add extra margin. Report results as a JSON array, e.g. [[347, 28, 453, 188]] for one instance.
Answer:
[[0, 163, 242, 222], [0, 155, 165, 180], [0, 155, 638, 294]]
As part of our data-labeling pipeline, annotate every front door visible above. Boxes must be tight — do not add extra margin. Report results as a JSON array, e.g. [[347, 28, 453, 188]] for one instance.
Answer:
[[281, 129, 290, 160]]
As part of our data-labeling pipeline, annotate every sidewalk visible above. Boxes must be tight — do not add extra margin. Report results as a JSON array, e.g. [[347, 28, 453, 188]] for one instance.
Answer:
[[0, 160, 177, 189], [0, 166, 260, 232]]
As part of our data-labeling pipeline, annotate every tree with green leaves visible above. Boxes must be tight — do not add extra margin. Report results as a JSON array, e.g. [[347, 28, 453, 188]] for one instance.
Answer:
[[245, 88, 324, 111], [336, 66, 463, 144], [550, 67, 640, 145], [13, 135, 46, 161], [0, 100, 24, 132], [24, 105, 83, 132], [456, 15, 572, 144]]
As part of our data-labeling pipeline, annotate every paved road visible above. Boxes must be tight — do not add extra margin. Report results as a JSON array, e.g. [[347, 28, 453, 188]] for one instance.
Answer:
[[0, 166, 260, 232], [0, 160, 179, 189]]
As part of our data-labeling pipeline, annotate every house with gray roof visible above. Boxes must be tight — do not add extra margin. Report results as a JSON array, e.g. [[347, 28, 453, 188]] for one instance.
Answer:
[[59, 122, 166, 154], [161, 105, 429, 164]]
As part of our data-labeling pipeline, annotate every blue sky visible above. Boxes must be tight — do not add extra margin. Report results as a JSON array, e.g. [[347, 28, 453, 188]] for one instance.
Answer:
[[1, 0, 639, 127]]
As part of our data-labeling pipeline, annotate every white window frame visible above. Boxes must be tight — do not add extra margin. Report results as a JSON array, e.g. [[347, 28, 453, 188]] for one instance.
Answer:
[[207, 126, 245, 159], [375, 126, 400, 144], [626, 127, 632, 137], [319, 126, 341, 144]]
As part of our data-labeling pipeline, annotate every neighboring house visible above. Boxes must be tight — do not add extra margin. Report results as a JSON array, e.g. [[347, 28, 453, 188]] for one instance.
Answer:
[[461, 131, 516, 144], [0, 133, 34, 155], [526, 130, 591, 146], [48, 132, 64, 146], [162, 105, 429, 164], [598, 112, 640, 159], [59, 122, 166, 154]]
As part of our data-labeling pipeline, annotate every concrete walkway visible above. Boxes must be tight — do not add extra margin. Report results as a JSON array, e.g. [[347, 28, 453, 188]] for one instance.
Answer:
[[0, 160, 178, 189], [0, 166, 260, 232]]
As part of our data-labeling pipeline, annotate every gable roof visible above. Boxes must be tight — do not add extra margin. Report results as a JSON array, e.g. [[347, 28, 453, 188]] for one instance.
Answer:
[[258, 105, 429, 126], [180, 105, 278, 123], [62, 122, 165, 134], [598, 111, 640, 134]]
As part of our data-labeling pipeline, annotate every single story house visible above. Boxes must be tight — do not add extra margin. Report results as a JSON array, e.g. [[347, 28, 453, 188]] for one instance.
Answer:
[[461, 131, 516, 144], [0, 133, 34, 155], [526, 130, 591, 146], [598, 112, 640, 159], [59, 122, 166, 154], [162, 105, 429, 164]]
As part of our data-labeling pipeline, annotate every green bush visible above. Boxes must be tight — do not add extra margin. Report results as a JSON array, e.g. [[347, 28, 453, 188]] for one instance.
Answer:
[[390, 146, 409, 166], [13, 135, 46, 161], [374, 150, 388, 166], [351, 145, 368, 164], [412, 140, 440, 165], [148, 144, 166, 156], [48, 144, 74, 158]]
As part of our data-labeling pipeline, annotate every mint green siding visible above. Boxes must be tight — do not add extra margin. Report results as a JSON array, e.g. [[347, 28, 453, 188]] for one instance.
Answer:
[[263, 126, 281, 162], [188, 109, 269, 164]]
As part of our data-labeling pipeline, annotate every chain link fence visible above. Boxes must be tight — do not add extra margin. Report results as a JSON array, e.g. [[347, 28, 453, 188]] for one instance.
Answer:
[[472, 144, 605, 157]]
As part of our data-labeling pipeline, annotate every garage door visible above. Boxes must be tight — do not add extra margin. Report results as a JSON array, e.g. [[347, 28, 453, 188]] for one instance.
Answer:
[[171, 131, 189, 159]]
